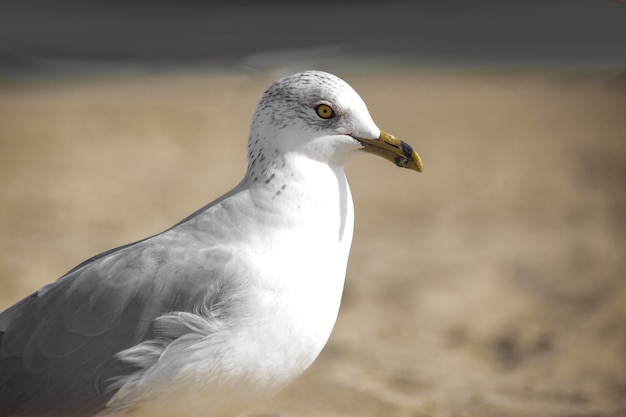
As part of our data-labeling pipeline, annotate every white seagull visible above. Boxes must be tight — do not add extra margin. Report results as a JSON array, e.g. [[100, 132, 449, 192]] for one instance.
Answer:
[[0, 70, 422, 417]]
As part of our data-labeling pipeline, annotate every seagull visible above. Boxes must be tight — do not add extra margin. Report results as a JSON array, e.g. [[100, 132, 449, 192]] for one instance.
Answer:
[[0, 70, 422, 417]]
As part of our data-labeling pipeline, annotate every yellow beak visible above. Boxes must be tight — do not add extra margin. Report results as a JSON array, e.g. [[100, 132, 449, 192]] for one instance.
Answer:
[[354, 130, 423, 172]]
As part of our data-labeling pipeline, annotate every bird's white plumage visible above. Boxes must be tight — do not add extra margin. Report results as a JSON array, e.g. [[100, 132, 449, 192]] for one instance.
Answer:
[[102, 71, 373, 416], [0, 70, 418, 417]]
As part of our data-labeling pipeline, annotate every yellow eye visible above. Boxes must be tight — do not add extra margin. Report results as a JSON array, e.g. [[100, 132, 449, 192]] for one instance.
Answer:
[[315, 104, 335, 119]]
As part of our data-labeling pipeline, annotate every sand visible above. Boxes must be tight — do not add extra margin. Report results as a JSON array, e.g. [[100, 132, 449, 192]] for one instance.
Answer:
[[1, 67, 624, 416]]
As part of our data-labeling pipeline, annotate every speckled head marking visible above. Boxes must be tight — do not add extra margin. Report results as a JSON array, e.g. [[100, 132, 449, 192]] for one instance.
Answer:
[[245, 71, 380, 180], [249, 71, 367, 139]]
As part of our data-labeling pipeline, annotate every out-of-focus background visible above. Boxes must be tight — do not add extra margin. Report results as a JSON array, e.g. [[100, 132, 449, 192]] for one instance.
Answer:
[[1, 1, 625, 416]]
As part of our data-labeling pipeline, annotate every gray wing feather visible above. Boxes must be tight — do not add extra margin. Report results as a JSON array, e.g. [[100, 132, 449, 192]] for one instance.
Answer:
[[0, 227, 231, 417]]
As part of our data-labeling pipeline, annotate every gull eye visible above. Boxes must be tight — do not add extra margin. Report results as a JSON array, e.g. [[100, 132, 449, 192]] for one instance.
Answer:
[[315, 104, 335, 119]]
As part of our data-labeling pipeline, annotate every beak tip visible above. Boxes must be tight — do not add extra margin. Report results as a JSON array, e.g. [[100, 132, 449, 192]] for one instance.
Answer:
[[413, 153, 424, 172], [395, 151, 423, 172]]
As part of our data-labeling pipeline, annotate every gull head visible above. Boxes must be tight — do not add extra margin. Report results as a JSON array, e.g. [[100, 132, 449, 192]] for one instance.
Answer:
[[246, 70, 422, 174]]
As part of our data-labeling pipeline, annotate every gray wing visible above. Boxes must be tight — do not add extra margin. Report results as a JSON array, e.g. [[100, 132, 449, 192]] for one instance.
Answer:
[[0, 230, 231, 417]]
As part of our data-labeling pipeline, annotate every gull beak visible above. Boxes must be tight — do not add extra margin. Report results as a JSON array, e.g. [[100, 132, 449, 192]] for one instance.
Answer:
[[354, 131, 423, 172]]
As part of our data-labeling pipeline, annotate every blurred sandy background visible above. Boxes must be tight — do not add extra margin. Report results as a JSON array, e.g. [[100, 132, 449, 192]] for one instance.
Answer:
[[0, 67, 625, 417]]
